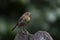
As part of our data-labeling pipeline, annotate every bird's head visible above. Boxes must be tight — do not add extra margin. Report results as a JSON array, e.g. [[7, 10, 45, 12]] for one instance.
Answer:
[[23, 12, 32, 22], [23, 12, 32, 17]]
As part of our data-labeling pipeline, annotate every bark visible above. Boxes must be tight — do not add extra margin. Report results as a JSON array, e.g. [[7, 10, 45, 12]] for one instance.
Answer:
[[14, 31, 53, 40]]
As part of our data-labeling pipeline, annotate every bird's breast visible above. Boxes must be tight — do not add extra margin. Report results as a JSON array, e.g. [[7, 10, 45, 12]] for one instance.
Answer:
[[24, 16, 30, 22]]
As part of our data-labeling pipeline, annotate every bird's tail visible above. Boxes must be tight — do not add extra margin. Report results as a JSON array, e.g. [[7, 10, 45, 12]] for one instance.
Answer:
[[11, 24, 17, 31]]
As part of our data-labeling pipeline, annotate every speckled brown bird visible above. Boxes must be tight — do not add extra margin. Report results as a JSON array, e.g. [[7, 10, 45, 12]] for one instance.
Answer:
[[11, 12, 32, 32]]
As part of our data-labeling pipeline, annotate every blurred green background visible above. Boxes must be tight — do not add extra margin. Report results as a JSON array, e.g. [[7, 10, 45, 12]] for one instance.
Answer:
[[0, 0, 60, 40]]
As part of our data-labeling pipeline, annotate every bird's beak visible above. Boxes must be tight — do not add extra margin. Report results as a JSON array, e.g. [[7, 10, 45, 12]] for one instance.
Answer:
[[29, 13, 32, 17]]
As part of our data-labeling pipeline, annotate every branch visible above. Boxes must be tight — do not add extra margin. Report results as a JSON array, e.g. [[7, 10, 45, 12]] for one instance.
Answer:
[[14, 31, 53, 40]]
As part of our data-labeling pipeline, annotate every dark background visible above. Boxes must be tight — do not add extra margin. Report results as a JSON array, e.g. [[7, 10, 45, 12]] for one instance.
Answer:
[[0, 0, 60, 40]]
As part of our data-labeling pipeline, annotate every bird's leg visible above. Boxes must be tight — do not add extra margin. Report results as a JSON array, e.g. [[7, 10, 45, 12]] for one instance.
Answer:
[[24, 28, 30, 35], [21, 27, 30, 35]]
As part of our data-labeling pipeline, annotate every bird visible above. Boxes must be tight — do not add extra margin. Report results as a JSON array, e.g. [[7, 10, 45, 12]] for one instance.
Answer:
[[11, 12, 32, 33]]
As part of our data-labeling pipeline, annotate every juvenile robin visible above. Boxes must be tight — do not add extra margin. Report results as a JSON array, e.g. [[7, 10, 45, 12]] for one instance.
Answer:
[[11, 12, 32, 34]]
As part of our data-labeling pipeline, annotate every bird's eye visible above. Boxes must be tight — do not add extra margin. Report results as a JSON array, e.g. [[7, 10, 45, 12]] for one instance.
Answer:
[[26, 13, 29, 15]]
